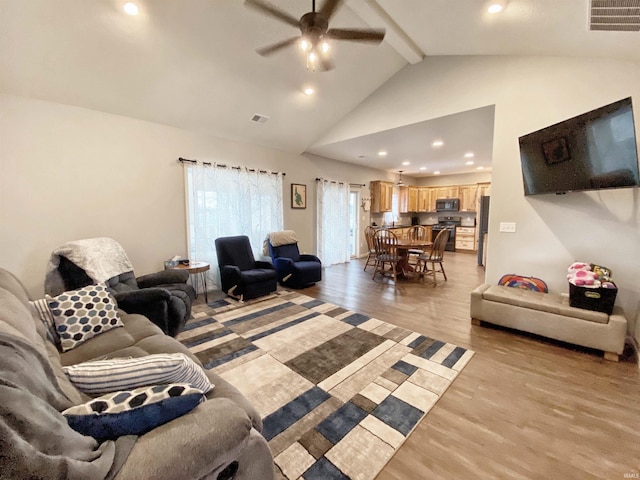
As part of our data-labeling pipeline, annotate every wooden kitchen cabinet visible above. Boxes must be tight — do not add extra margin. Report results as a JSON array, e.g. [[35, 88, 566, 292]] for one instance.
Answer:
[[408, 186, 418, 212], [417, 187, 430, 212], [418, 187, 438, 212], [455, 226, 476, 252], [477, 182, 491, 198], [435, 186, 459, 199], [399, 186, 419, 212], [399, 186, 409, 213], [428, 188, 438, 211], [370, 181, 393, 213], [458, 184, 479, 211]]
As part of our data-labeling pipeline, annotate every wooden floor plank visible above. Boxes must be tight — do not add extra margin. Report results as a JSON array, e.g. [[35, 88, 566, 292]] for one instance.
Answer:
[[300, 252, 640, 480], [200, 251, 639, 478]]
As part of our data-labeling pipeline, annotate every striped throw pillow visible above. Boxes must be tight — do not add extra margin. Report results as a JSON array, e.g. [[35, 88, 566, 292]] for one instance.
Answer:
[[62, 353, 213, 395], [30, 297, 61, 348]]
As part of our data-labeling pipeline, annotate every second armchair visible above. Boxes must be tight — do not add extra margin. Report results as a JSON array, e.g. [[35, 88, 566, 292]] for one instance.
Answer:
[[267, 230, 322, 289]]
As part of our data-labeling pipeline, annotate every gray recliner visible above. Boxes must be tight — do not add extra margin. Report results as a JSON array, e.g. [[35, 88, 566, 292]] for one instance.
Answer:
[[45, 238, 196, 337]]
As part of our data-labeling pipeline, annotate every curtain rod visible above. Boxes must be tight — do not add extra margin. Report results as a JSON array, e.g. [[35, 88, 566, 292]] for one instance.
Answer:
[[178, 157, 285, 176], [316, 178, 365, 187]]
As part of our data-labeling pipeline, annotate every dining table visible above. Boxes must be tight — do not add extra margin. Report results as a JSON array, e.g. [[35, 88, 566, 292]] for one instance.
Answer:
[[393, 238, 433, 278]]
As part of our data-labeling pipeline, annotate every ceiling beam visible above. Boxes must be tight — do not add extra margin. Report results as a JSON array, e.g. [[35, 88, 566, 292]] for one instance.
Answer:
[[346, 0, 424, 64]]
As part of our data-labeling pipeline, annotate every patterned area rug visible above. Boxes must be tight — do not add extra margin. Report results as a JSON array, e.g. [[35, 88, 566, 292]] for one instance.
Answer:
[[178, 291, 474, 480]]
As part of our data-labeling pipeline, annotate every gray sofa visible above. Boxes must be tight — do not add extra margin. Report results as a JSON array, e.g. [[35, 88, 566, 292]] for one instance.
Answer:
[[470, 283, 628, 361], [0, 267, 275, 480]]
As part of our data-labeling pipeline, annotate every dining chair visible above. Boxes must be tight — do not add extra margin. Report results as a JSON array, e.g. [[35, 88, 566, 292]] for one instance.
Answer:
[[406, 225, 429, 266], [363, 226, 377, 271], [372, 229, 400, 283], [416, 228, 449, 287]]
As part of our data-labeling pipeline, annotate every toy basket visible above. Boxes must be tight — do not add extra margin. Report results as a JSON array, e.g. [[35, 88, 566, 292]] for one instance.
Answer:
[[569, 282, 617, 315]]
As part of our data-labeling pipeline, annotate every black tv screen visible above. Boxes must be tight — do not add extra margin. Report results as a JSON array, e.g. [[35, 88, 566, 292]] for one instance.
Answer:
[[519, 97, 640, 195]]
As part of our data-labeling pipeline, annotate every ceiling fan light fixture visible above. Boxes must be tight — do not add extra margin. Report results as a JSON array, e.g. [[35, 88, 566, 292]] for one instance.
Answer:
[[245, 0, 385, 72], [306, 50, 318, 70], [300, 38, 311, 52]]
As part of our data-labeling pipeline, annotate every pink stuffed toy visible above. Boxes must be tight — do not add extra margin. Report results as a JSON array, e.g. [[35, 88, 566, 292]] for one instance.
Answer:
[[567, 262, 601, 287]]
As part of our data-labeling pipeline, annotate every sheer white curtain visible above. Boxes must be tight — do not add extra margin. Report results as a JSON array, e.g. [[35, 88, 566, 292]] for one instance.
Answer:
[[316, 178, 350, 267], [184, 162, 284, 292]]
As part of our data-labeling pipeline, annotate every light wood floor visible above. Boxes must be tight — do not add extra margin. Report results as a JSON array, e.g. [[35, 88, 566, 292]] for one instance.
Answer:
[[301, 252, 640, 480]]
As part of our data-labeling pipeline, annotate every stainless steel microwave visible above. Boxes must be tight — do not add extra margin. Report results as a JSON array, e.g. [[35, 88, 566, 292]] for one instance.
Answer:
[[435, 198, 460, 212]]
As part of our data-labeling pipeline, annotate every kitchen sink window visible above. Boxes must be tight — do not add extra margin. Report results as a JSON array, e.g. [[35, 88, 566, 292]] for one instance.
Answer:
[[382, 190, 400, 226]]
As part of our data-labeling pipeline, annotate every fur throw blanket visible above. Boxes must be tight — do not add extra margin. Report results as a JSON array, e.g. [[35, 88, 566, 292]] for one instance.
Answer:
[[0, 332, 134, 479], [262, 230, 298, 256], [45, 237, 134, 296]]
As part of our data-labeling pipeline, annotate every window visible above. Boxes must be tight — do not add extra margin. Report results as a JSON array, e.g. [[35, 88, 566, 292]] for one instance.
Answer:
[[184, 162, 284, 291]]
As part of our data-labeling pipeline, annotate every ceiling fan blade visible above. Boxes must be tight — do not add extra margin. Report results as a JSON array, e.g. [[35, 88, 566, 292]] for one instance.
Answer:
[[244, 0, 300, 28], [318, 0, 342, 20], [327, 28, 386, 43], [256, 36, 300, 56]]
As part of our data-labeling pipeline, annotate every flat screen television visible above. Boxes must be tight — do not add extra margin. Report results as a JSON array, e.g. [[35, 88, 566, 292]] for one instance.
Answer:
[[519, 97, 640, 195]]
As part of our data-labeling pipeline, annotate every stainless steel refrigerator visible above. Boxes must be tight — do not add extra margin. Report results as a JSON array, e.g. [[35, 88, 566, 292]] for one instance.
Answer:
[[477, 196, 490, 266]]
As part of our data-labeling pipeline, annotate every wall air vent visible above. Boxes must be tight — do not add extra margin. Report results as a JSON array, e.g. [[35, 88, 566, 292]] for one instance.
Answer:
[[590, 0, 640, 31], [250, 113, 270, 124]]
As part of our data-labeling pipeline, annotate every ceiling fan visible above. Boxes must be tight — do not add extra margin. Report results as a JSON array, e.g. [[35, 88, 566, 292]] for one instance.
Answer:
[[244, 0, 386, 71]]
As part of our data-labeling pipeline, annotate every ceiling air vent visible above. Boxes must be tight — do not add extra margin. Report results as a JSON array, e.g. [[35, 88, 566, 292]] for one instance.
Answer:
[[590, 0, 640, 31], [250, 113, 270, 124]]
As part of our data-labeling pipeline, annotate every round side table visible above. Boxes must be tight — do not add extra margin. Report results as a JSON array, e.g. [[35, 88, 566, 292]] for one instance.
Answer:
[[168, 261, 210, 303]]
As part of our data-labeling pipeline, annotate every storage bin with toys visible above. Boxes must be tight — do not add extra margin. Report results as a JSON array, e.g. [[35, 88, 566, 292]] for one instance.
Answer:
[[567, 262, 618, 315]]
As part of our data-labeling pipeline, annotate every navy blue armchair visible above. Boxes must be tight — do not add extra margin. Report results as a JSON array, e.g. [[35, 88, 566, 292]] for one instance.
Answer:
[[215, 235, 277, 301], [268, 237, 321, 289]]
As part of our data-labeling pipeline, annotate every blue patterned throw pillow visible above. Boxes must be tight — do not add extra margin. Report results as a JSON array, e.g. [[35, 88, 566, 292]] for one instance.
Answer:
[[48, 284, 123, 352], [63, 383, 205, 441]]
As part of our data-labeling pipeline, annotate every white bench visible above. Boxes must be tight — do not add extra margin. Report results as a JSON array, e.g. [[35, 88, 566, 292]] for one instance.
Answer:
[[470, 284, 627, 361]]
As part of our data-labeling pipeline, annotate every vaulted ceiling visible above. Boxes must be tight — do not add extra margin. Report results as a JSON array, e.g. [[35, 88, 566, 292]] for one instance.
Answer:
[[1, 0, 638, 176]]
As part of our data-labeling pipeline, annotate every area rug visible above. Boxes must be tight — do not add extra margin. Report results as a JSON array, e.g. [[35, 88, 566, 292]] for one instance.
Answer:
[[178, 291, 474, 480]]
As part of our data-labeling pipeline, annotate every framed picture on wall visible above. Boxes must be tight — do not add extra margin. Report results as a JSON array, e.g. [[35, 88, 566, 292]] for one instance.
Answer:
[[291, 183, 306, 209], [542, 136, 571, 165]]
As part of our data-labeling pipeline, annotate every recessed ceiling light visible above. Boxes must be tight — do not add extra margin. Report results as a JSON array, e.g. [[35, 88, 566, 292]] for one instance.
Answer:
[[477, 166, 485, 170], [123, 2, 139, 15], [432, 140, 444, 147], [402, 161, 410, 166], [466, 160, 475, 166], [303, 87, 314, 95], [378, 150, 387, 157], [419, 167, 427, 171], [464, 152, 475, 158], [487, 1, 505, 14], [434, 171, 440, 175]]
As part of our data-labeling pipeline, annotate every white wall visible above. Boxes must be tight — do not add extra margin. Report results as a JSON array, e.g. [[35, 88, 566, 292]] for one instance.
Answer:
[[0, 94, 391, 297], [318, 55, 640, 339]]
